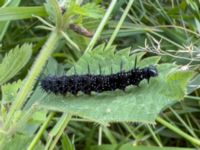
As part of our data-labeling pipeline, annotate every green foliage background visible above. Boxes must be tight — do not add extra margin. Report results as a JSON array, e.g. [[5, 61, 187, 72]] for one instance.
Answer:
[[0, 0, 199, 149]]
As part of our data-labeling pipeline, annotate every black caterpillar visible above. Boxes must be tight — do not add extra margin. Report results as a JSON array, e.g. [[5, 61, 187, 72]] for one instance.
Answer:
[[40, 64, 158, 95]]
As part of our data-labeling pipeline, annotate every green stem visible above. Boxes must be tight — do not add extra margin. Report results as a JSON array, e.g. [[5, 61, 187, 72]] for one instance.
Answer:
[[45, 113, 71, 150], [156, 116, 200, 146], [4, 31, 60, 130], [98, 126, 102, 145], [49, 0, 62, 29], [149, 31, 184, 49], [185, 95, 200, 101], [106, 0, 135, 49], [102, 126, 117, 144], [27, 112, 56, 150], [169, 107, 198, 138], [84, 0, 117, 53], [61, 31, 80, 51], [146, 124, 163, 147]]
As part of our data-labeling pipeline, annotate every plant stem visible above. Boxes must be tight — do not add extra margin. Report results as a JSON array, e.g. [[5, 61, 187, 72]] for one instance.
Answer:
[[45, 113, 71, 150], [185, 95, 200, 101], [98, 126, 102, 145], [106, 0, 135, 49], [169, 107, 198, 138], [102, 126, 117, 144], [4, 31, 60, 130], [27, 112, 56, 150], [61, 31, 80, 51], [84, 0, 117, 53], [156, 116, 200, 146], [146, 124, 163, 147]]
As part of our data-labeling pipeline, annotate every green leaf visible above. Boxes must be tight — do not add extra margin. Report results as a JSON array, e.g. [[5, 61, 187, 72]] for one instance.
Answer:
[[27, 45, 193, 125], [1, 80, 22, 104], [44, 0, 62, 28], [0, 0, 21, 41], [0, 43, 32, 84], [0, 134, 44, 150], [139, 56, 161, 67], [18, 110, 48, 136], [81, 3, 104, 18], [61, 134, 75, 150], [67, 2, 104, 19], [0, 6, 47, 21], [163, 70, 194, 100], [82, 18, 102, 32]]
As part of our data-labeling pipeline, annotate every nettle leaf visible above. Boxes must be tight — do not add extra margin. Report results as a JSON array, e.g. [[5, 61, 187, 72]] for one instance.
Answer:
[[163, 70, 194, 99], [81, 3, 104, 18], [0, 44, 32, 85], [27, 44, 193, 125], [66, 2, 104, 19], [82, 18, 102, 31], [1, 80, 22, 104]]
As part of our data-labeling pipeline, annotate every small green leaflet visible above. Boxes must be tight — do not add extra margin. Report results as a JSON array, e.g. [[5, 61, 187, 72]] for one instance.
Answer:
[[0, 44, 32, 85]]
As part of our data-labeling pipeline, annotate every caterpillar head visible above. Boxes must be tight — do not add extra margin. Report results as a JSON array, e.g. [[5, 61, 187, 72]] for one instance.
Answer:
[[143, 65, 158, 83], [147, 65, 158, 77]]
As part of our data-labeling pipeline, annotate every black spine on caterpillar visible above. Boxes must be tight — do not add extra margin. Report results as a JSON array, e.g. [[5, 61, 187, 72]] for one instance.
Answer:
[[40, 65, 158, 95]]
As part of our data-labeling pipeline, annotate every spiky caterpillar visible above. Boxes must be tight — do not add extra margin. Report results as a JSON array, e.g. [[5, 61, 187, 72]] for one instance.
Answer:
[[40, 65, 158, 95]]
